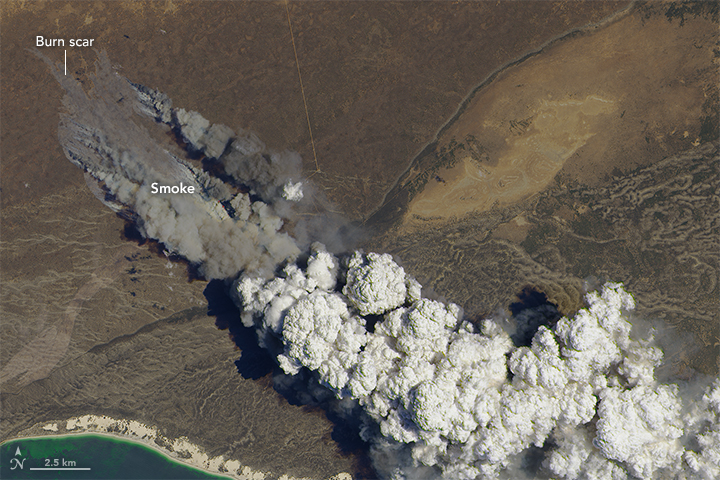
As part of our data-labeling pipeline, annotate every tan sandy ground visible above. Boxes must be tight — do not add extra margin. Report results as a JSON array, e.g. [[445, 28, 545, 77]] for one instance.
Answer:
[[1, 244, 137, 387], [402, 5, 716, 228]]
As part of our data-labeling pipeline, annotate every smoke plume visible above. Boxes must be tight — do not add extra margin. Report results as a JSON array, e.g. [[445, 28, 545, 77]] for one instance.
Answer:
[[43, 52, 718, 480], [35, 50, 333, 279], [234, 246, 719, 480]]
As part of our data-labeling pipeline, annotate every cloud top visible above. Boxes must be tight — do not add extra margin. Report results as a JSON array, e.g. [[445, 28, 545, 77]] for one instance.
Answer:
[[235, 245, 719, 480]]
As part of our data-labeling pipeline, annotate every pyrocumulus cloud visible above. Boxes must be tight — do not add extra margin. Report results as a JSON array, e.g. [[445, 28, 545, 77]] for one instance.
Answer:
[[235, 245, 719, 480], [43, 51, 718, 480]]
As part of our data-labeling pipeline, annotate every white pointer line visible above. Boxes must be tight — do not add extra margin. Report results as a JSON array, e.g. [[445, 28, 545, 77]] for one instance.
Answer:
[[64, 49, 67, 75]]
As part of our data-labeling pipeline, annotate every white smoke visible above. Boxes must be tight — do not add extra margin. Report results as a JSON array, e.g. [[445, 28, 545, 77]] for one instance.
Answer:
[[282, 180, 304, 202], [41, 51, 718, 479], [234, 244, 719, 480]]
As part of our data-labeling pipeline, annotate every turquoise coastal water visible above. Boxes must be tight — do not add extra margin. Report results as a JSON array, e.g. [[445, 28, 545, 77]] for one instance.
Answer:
[[1, 434, 231, 480]]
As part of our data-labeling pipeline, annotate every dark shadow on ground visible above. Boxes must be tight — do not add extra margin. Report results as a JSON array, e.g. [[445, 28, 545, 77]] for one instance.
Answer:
[[204, 279, 276, 380], [203, 280, 378, 479], [510, 287, 563, 347]]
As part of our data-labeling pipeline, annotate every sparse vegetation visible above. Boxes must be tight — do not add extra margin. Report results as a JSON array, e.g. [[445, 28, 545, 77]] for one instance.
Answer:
[[406, 138, 466, 200]]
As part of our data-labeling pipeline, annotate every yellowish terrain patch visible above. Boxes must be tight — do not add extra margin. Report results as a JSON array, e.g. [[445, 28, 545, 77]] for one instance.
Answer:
[[403, 10, 715, 227], [411, 95, 616, 219]]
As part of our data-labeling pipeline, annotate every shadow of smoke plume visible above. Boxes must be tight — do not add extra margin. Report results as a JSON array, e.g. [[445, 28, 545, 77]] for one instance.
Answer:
[[509, 287, 563, 348], [204, 280, 377, 477], [205, 280, 276, 380]]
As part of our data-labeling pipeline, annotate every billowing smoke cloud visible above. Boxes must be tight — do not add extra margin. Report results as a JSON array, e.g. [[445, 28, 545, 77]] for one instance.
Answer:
[[42, 52, 718, 479], [234, 245, 719, 479]]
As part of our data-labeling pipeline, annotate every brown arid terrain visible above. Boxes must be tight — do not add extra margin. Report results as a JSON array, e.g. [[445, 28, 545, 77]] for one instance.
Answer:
[[2, 307, 358, 478], [1, 1, 717, 479], [391, 3, 717, 225], [367, 1, 719, 376]]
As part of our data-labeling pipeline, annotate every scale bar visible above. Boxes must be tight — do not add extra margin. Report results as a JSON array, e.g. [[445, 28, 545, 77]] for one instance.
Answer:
[[30, 468, 91, 471]]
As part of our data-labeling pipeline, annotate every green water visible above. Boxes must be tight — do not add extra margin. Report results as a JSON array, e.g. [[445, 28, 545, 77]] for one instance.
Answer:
[[0, 434, 231, 480]]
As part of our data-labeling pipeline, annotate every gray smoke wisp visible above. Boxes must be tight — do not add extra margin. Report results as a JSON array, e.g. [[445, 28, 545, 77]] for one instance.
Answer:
[[36, 50, 347, 279], [43, 52, 718, 479]]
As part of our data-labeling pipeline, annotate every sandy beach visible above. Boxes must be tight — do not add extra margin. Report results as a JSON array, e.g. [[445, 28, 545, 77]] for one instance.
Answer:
[[5, 414, 352, 480]]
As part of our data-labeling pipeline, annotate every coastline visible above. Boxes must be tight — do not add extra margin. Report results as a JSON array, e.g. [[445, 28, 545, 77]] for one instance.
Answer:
[[2, 415, 352, 480]]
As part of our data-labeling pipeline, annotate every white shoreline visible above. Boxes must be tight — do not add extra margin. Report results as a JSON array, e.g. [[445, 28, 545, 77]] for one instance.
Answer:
[[2, 414, 351, 480], [2, 431, 238, 479]]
